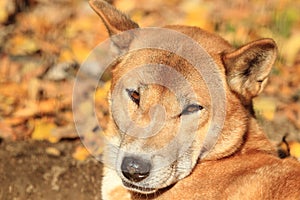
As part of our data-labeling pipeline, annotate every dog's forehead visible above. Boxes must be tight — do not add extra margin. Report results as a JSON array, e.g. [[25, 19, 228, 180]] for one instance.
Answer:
[[112, 49, 209, 86], [111, 48, 213, 103]]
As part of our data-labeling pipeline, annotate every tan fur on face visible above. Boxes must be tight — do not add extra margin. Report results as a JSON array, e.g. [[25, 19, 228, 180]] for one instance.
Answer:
[[105, 49, 213, 190], [88, 0, 300, 199]]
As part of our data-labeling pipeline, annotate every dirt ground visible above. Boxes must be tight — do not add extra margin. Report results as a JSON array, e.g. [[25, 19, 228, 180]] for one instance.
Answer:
[[0, 139, 103, 200]]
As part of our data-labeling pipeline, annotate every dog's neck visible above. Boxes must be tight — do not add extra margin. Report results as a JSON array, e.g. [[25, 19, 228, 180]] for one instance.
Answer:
[[201, 100, 277, 162], [239, 116, 277, 155]]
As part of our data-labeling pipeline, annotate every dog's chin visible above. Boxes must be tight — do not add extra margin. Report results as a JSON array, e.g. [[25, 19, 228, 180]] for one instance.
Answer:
[[122, 180, 158, 194]]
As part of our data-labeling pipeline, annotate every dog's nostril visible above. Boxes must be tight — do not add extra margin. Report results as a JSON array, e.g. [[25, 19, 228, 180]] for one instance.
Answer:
[[121, 156, 151, 182]]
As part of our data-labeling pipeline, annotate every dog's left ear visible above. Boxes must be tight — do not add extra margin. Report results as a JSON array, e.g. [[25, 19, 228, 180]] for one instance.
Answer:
[[222, 39, 277, 104], [89, 0, 139, 36], [89, 0, 139, 54]]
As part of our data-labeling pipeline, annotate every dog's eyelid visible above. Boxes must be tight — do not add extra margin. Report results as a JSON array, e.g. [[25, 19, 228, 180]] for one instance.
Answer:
[[126, 88, 140, 105], [181, 104, 204, 115]]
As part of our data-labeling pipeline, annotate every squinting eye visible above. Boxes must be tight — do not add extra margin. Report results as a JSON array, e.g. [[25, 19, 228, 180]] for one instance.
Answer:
[[181, 104, 203, 116], [126, 89, 140, 105]]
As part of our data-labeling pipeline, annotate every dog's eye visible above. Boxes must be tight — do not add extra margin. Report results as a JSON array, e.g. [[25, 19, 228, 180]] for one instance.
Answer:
[[181, 104, 203, 115], [126, 89, 140, 105]]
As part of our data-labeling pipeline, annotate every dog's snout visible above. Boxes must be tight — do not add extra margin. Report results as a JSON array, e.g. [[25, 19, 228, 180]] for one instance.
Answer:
[[121, 156, 151, 182]]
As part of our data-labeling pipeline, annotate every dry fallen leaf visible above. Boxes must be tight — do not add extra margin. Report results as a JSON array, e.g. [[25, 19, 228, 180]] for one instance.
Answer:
[[0, 55, 22, 82], [58, 49, 76, 63], [0, 82, 27, 100], [31, 119, 58, 143], [95, 81, 111, 102], [253, 97, 277, 121], [0, 121, 14, 139], [71, 40, 92, 63], [51, 124, 78, 140], [0, 0, 15, 24], [289, 141, 300, 160], [5, 34, 39, 56], [95, 81, 110, 129], [45, 147, 61, 157], [72, 145, 90, 161], [3, 117, 26, 126]]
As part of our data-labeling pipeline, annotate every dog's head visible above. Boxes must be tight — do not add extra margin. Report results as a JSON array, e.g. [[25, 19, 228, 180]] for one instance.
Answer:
[[90, 0, 277, 194]]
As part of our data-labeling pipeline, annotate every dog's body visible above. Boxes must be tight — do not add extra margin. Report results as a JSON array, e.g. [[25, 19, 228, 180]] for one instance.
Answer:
[[89, 0, 300, 199]]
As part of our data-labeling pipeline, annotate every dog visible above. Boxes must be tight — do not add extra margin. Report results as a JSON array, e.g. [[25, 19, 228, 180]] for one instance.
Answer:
[[88, 0, 300, 199]]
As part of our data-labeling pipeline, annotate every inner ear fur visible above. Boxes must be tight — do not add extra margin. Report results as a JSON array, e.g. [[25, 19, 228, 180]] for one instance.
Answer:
[[222, 38, 277, 105]]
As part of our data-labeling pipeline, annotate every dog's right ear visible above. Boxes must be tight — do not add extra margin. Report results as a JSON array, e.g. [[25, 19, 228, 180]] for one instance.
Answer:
[[222, 39, 277, 105], [89, 0, 139, 36]]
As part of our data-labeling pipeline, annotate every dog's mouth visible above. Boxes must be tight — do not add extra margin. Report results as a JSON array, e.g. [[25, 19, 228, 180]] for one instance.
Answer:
[[122, 180, 157, 194], [120, 157, 182, 194]]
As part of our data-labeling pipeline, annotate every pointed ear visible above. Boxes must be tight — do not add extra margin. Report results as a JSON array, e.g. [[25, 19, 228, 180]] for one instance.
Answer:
[[222, 39, 277, 104], [89, 0, 139, 36]]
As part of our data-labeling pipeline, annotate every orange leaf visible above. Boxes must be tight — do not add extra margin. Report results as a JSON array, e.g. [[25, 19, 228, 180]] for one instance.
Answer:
[[253, 97, 277, 121], [72, 146, 90, 161], [289, 141, 300, 160], [31, 119, 58, 143]]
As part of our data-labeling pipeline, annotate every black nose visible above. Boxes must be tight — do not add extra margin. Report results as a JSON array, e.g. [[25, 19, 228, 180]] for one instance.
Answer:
[[121, 156, 151, 182]]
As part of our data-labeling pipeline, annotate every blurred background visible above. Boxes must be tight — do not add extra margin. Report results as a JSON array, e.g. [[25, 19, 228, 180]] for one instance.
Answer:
[[0, 0, 299, 199]]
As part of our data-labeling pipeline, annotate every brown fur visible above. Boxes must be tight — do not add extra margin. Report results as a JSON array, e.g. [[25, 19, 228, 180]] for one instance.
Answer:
[[89, 0, 300, 199]]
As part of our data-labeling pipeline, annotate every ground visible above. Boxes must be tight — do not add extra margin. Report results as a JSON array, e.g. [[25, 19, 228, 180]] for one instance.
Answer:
[[0, 139, 103, 200]]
